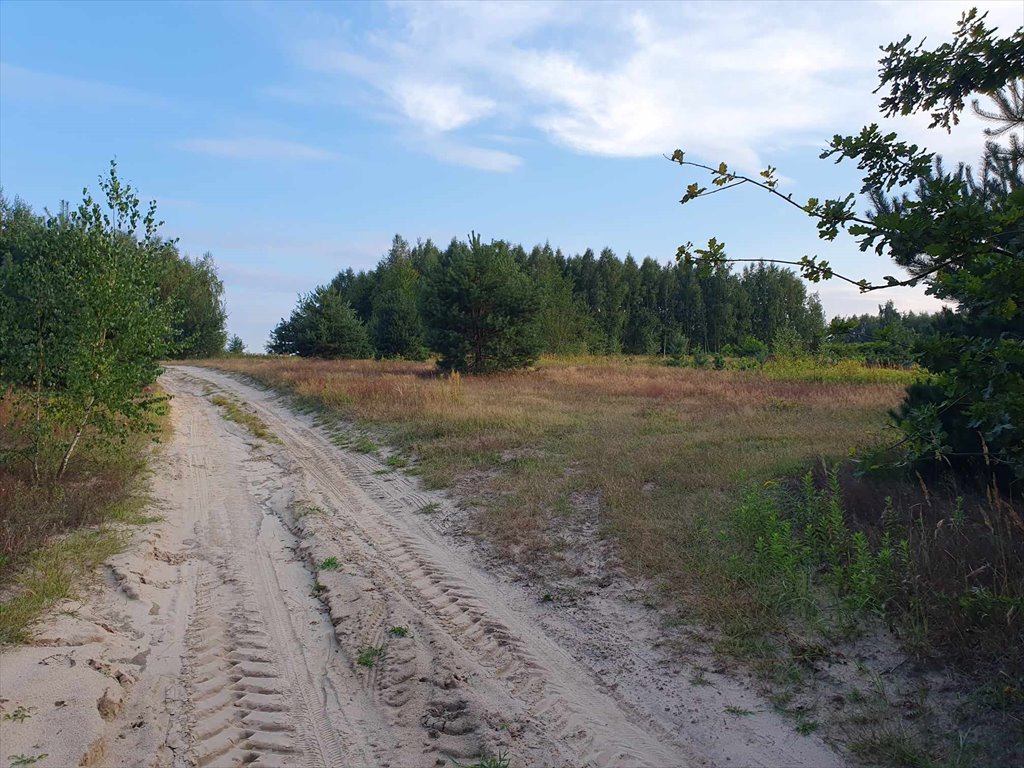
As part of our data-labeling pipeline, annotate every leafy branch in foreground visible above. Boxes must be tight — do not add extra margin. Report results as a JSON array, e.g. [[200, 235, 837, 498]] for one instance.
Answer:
[[671, 8, 1023, 480]]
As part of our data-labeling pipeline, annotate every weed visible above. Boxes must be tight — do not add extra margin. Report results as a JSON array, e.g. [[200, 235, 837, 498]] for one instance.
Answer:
[[0, 527, 125, 644], [690, 669, 713, 687], [795, 720, 819, 735], [353, 435, 378, 454], [386, 455, 408, 469], [356, 645, 385, 668], [1, 706, 34, 723], [317, 556, 340, 571], [388, 625, 410, 638], [540, 593, 554, 603], [417, 502, 441, 515], [294, 505, 324, 519], [7, 755, 48, 768], [459, 752, 511, 768]]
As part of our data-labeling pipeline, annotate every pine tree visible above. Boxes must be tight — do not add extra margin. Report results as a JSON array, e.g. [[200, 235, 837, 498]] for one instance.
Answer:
[[421, 233, 541, 373]]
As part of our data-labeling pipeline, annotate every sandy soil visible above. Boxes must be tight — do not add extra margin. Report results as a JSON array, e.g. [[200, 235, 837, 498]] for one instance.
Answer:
[[0, 366, 848, 767]]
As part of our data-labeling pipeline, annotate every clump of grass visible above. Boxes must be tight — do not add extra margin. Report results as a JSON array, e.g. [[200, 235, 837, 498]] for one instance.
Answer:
[[417, 502, 440, 515], [462, 753, 511, 768], [795, 720, 819, 736], [209, 394, 279, 442], [356, 644, 385, 668], [386, 455, 408, 468], [317, 556, 339, 571], [387, 625, 410, 637], [353, 435, 378, 454]]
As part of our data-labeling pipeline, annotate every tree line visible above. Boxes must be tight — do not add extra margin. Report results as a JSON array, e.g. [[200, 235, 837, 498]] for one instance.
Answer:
[[269, 232, 834, 371], [0, 163, 228, 480]]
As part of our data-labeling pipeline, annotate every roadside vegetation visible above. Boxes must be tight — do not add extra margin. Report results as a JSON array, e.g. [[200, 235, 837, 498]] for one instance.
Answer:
[[0, 163, 228, 642]]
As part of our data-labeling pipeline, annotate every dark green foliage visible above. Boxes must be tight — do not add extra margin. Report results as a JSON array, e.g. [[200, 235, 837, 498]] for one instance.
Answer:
[[369, 236, 427, 359], [226, 334, 246, 354], [268, 286, 373, 359], [295, 232, 828, 365], [672, 9, 1024, 480], [421, 233, 541, 373]]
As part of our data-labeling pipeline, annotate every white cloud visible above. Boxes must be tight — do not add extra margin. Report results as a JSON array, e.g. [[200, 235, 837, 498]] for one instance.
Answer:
[[269, 0, 1021, 171], [177, 137, 338, 161], [390, 80, 496, 133]]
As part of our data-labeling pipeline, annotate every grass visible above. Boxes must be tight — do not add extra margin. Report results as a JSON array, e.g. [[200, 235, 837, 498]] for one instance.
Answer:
[[388, 625, 411, 637], [317, 556, 340, 571], [209, 394, 280, 442], [1, 388, 166, 644], [195, 356, 904, 579], [460, 753, 511, 768]]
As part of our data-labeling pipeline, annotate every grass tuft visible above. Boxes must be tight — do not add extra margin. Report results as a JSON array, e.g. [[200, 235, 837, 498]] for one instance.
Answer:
[[209, 394, 280, 442]]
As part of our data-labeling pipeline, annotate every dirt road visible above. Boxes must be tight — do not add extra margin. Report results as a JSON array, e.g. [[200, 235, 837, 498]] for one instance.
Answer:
[[0, 366, 845, 767]]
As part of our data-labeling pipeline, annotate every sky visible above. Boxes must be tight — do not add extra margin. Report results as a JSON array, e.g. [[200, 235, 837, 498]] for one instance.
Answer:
[[1, 0, 1021, 350]]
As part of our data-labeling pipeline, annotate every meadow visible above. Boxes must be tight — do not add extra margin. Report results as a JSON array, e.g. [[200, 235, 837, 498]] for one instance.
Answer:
[[196, 355, 909, 606]]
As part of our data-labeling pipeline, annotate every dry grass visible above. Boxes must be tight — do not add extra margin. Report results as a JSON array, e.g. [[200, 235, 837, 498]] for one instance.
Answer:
[[0, 387, 165, 643], [195, 356, 903, 577]]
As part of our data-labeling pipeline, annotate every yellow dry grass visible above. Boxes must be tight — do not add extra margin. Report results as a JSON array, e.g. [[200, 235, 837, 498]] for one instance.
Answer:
[[197, 356, 904, 586]]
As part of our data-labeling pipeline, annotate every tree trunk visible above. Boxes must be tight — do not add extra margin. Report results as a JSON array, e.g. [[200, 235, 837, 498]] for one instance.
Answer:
[[55, 397, 94, 482]]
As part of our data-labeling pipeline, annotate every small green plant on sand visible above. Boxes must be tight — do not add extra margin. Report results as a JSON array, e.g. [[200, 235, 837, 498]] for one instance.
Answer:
[[356, 645, 385, 668], [1, 706, 35, 723], [459, 751, 511, 768], [388, 625, 410, 638], [8, 755, 49, 768], [318, 556, 340, 571]]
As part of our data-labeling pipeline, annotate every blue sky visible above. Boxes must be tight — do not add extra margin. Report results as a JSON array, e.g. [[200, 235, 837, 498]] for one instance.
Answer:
[[2, 0, 1021, 350]]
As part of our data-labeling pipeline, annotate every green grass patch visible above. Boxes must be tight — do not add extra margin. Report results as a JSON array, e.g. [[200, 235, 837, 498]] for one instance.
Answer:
[[356, 644, 385, 668], [0, 526, 125, 644], [210, 394, 280, 442]]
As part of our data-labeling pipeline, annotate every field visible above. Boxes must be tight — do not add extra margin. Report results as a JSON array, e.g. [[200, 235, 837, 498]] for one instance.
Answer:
[[195, 356, 906, 607]]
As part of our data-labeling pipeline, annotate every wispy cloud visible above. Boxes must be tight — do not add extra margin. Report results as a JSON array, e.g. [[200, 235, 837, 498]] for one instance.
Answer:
[[266, 0, 1021, 172], [425, 139, 522, 172], [177, 137, 338, 161], [390, 80, 496, 133], [0, 62, 172, 109]]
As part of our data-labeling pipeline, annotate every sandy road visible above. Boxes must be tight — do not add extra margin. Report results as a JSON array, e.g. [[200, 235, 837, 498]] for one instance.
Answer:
[[1, 365, 846, 767]]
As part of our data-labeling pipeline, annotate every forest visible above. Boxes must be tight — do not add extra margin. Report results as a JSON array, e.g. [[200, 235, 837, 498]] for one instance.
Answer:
[[269, 231, 943, 371]]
